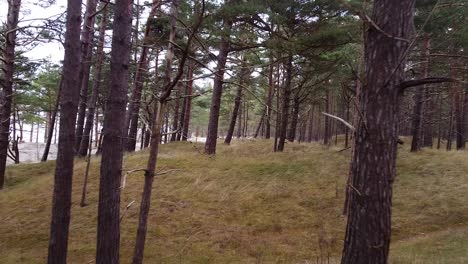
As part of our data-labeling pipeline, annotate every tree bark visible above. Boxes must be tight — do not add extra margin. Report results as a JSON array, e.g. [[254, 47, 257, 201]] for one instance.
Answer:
[[74, 0, 97, 152], [125, 0, 159, 151], [47, 0, 81, 262], [341, 1, 415, 263], [42, 79, 63, 161], [204, 19, 233, 154], [78, 4, 108, 157], [287, 96, 300, 142], [0, 0, 21, 189], [422, 40, 433, 147], [410, 37, 431, 152], [170, 84, 181, 141], [132, 0, 184, 262], [95, 0, 133, 263], [181, 62, 194, 141], [265, 61, 274, 139], [277, 56, 293, 152], [224, 83, 243, 144]]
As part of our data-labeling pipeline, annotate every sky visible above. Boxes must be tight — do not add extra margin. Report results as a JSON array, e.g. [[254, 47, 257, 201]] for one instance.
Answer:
[[1, 0, 68, 62]]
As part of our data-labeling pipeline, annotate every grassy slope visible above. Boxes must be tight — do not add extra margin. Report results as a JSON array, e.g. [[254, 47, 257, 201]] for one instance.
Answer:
[[0, 140, 467, 263]]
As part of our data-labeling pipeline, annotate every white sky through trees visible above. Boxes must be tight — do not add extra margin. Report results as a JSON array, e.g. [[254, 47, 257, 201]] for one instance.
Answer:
[[1, 0, 67, 62]]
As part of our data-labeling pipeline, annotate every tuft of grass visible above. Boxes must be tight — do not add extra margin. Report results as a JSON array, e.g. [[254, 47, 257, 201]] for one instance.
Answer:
[[0, 140, 467, 263]]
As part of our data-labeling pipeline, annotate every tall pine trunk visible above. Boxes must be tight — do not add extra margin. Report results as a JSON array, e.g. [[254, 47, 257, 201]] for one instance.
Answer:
[[0, 0, 21, 189], [341, 1, 415, 263], [126, 1, 159, 151], [42, 79, 63, 161], [277, 56, 293, 152], [74, 0, 97, 151], [78, 4, 108, 157], [181, 62, 194, 141], [47, 0, 81, 262], [204, 19, 233, 154], [95, 0, 133, 262]]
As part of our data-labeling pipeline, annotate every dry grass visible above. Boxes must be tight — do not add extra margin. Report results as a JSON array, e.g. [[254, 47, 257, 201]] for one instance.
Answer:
[[0, 140, 467, 263]]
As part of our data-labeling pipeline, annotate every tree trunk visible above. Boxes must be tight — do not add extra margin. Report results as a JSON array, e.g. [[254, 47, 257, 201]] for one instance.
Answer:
[[170, 84, 181, 142], [78, 5, 108, 157], [181, 62, 194, 141], [132, 0, 180, 262], [125, 1, 159, 151], [265, 61, 274, 139], [341, 1, 415, 263], [410, 37, 431, 152], [42, 79, 63, 161], [224, 83, 243, 145], [0, 0, 21, 189], [324, 89, 331, 145], [204, 19, 233, 154], [74, 0, 97, 152], [277, 56, 293, 152], [410, 87, 424, 152], [95, 0, 133, 263], [288, 96, 300, 142], [422, 41, 433, 147], [47, 0, 82, 262]]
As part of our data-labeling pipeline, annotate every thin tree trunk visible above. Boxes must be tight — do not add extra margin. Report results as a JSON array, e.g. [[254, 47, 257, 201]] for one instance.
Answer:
[[265, 60, 274, 139], [277, 56, 293, 152], [170, 84, 181, 142], [30, 122, 33, 143], [95, 0, 133, 262], [80, 126, 93, 207], [125, 0, 159, 151], [324, 89, 331, 145], [78, 5, 108, 157], [42, 79, 63, 162], [47, 0, 82, 262], [181, 62, 194, 141], [75, 0, 97, 151], [224, 83, 243, 144], [0, 0, 21, 189], [422, 40, 433, 147], [341, 1, 415, 262], [204, 18, 233, 154], [287, 96, 300, 142]]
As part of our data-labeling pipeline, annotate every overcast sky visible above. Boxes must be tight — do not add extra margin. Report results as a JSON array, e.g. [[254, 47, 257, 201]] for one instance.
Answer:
[[1, 0, 67, 62]]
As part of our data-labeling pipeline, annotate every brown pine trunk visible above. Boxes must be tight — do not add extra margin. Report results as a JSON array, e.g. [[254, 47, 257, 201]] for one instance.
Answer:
[[0, 0, 21, 189], [42, 79, 63, 161], [224, 84, 243, 144], [410, 37, 431, 152], [126, 1, 159, 151], [30, 122, 33, 143], [132, 0, 189, 261], [181, 63, 194, 141], [265, 61, 274, 139], [78, 4, 108, 157], [422, 40, 433, 147], [287, 96, 300, 142], [204, 19, 233, 154], [324, 89, 331, 145], [341, 1, 415, 263], [277, 56, 293, 152], [95, 0, 133, 262], [74, 0, 97, 151], [47, 0, 82, 262], [170, 84, 182, 142]]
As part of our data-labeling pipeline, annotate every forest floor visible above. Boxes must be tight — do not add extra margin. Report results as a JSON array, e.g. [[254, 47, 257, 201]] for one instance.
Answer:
[[0, 139, 467, 263]]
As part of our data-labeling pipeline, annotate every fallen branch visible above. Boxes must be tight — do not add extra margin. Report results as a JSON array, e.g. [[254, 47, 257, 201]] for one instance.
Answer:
[[121, 168, 147, 189], [400, 77, 457, 90], [322, 112, 355, 131], [120, 200, 135, 222]]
